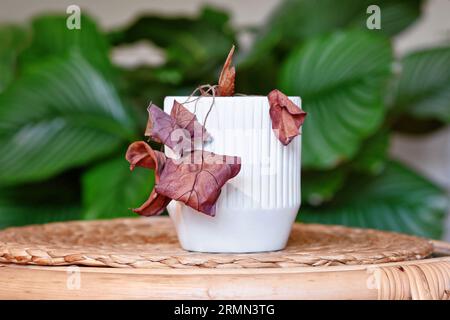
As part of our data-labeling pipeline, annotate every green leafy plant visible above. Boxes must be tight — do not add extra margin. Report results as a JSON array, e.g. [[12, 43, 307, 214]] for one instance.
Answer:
[[0, 1, 448, 238]]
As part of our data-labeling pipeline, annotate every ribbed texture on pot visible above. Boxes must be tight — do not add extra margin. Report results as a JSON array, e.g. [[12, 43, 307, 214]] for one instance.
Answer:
[[164, 96, 301, 210]]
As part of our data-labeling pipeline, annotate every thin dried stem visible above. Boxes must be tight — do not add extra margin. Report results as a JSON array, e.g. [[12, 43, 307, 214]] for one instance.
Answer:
[[179, 84, 218, 163], [182, 85, 213, 104], [201, 86, 217, 159]]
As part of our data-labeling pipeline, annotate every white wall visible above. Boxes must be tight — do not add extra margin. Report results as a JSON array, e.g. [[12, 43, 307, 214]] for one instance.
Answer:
[[1, 0, 449, 239]]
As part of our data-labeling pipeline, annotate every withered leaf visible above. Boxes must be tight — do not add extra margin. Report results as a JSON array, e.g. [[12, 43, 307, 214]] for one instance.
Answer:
[[268, 89, 307, 146], [125, 141, 171, 216], [170, 100, 212, 142], [155, 151, 241, 216], [145, 104, 191, 155], [217, 45, 236, 96], [125, 141, 166, 175], [132, 189, 172, 216], [144, 103, 158, 140]]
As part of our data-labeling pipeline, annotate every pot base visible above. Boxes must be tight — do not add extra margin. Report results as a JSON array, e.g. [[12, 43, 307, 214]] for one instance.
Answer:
[[167, 201, 299, 253]]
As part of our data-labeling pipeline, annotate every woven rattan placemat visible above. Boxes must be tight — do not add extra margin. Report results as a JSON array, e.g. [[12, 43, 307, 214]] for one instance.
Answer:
[[0, 217, 433, 269]]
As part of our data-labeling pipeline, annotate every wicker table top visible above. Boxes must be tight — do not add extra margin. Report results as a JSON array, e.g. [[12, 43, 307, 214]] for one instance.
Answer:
[[0, 217, 449, 300], [0, 217, 433, 269]]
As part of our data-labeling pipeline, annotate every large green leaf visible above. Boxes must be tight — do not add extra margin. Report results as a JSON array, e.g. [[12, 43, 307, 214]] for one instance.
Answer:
[[110, 7, 236, 83], [391, 46, 450, 123], [235, 53, 280, 95], [300, 161, 448, 239], [82, 156, 154, 219], [348, 0, 422, 36], [0, 53, 136, 185], [0, 172, 81, 228], [302, 131, 389, 207], [0, 25, 28, 92], [350, 130, 390, 174], [280, 30, 392, 168], [244, 0, 421, 64], [0, 202, 80, 229], [302, 170, 346, 206], [19, 15, 112, 76], [118, 67, 175, 129]]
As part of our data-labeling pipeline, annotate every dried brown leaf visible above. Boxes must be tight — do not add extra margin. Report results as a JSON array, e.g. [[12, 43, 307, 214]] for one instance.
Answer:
[[125, 141, 166, 175], [268, 89, 307, 146], [155, 151, 241, 216], [217, 45, 236, 96], [125, 141, 171, 216], [132, 189, 171, 216], [170, 100, 212, 142], [145, 104, 191, 155]]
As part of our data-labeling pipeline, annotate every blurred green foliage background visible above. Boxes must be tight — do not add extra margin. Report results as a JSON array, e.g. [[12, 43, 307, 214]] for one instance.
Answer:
[[0, 0, 448, 238]]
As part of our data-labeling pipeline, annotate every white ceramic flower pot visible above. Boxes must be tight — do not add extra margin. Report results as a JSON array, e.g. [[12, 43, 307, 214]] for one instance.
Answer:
[[164, 96, 302, 253]]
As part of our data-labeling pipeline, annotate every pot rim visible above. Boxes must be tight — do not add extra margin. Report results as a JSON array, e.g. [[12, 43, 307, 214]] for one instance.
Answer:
[[165, 95, 301, 101]]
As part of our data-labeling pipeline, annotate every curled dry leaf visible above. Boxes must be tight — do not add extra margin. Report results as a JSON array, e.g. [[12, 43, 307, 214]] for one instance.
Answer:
[[125, 141, 171, 216], [217, 45, 236, 96], [145, 104, 191, 155], [170, 100, 212, 142], [268, 89, 307, 146], [155, 150, 241, 216], [132, 189, 172, 217], [144, 103, 158, 141], [125, 141, 166, 175]]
